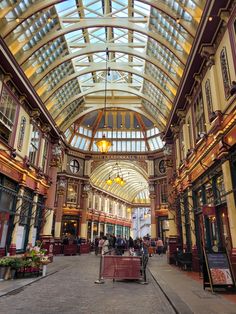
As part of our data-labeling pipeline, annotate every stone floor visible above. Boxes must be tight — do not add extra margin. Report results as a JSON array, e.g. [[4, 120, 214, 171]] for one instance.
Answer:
[[0, 254, 175, 314]]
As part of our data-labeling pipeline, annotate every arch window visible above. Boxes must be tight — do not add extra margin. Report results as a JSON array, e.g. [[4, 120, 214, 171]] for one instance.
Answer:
[[220, 47, 231, 99], [205, 79, 214, 120], [29, 124, 40, 165]]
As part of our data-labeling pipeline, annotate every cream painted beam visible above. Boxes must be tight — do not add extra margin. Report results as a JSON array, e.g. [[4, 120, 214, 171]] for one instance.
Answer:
[[69, 43, 146, 48], [74, 62, 144, 67], [16, 19, 188, 65], [30, 44, 180, 87], [52, 83, 168, 123], [1, 0, 198, 41], [40, 64, 175, 103]]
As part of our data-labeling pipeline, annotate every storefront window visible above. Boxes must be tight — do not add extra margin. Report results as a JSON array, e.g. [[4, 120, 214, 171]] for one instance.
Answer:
[[194, 188, 204, 209], [205, 181, 214, 206], [62, 219, 78, 237], [215, 175, 226, 204]]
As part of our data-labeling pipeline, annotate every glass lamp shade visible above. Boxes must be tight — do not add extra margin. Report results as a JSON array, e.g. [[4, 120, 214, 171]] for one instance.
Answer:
[[120, 179, 126, 186], [95, 135, 112, 153], [114, 175, 121, 184], [106, 177, 113, 185]]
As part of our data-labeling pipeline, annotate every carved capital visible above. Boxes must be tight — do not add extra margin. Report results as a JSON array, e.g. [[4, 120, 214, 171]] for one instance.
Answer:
[[206, 55, 215, 69], [19, 95, 26, 104], [200, 45, 215, 59], [3, 74, 12, 83], [170, 125, 180, 135], [219, 10, 230, 24], [30, 109, 40, 123], [42, 124, 52, 134], [176, 109, 186, 123], [193, 73, 202, 84], [185, 94, 192, 105]]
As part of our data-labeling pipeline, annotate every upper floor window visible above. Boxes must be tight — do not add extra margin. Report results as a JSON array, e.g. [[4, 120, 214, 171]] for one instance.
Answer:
[[0, 86, 17, 142], [179, 127, 184, 162], [69, 159, 80, 174], [205, 79, 214, 120], [194, 92, 206, 139], [220, 47, 231, 99], [67, 183, 78, 204], [29, 124, 40, 165], [17, 117, 26, 151], [187, 117, 193, 149]]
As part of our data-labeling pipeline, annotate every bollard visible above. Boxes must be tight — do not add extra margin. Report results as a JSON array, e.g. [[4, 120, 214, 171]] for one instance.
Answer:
[[42, 264, 47, 277]]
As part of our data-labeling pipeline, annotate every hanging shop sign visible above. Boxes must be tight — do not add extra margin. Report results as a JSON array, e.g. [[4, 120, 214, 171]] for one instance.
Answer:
[[203, 247, 235, 293], [202, 205, 215, 216]]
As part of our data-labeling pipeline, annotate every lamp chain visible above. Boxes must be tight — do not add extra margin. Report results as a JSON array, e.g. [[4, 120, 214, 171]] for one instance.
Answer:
[[104, 47, 109, 128]]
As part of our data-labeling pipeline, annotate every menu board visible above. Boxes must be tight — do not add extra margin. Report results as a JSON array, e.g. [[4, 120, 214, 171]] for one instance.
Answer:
[[206, 252, 233, 285]]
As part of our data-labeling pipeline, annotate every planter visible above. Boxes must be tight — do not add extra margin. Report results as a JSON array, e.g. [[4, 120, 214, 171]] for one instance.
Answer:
[[10, 269, 16, 280], [0, 266, 6, 281], [4, 266, 11, 280]]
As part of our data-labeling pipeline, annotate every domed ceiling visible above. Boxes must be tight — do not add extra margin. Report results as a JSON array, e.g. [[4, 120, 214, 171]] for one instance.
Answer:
[[0, 0, 205, 201]]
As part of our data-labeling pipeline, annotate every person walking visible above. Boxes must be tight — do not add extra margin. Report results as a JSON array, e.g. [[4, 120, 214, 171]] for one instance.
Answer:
[[156, 237, 164, 255], [102, 236, 109, 255]]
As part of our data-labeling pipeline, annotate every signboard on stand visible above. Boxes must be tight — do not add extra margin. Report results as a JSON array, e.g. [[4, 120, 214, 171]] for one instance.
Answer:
[[203, 247, 235, 292]]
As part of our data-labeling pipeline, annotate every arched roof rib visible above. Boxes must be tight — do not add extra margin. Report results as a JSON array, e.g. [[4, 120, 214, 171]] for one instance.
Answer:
[[52, 84, 169, 125], [40, 66, 175, 104], [90, 160, 149, 202], [1, 0, 197, 39], [30, 45, 180, 87], [13, 19, 189, 66]]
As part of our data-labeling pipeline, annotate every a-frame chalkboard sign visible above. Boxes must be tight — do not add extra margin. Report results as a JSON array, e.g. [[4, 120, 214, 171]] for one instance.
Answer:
[[203, 247, 236, 293]]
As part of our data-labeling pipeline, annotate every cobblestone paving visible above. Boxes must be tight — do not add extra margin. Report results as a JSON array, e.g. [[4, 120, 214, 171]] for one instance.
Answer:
[[0, 255, 175, 314]]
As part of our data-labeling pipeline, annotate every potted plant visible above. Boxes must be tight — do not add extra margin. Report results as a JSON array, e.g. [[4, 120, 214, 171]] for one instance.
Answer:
[[0, 258, 12, 280], [10, 258, 22, 280], [0, 258, 7, 281]]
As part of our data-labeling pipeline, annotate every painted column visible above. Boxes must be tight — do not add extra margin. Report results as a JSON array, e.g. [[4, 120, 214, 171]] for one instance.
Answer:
[[81, 190, 89, 238], [98, 222, 101, 237], [54, 177, 66, 238], [180, 194, 186, 248], [91, 221, 94, 242], [9, 185, 25, 255], [104, 223, 107, 236], [150, 183, 156, 239], [28, 192, 39, 246], [41, 165, 57, 238], [188, 188, 196, 246]]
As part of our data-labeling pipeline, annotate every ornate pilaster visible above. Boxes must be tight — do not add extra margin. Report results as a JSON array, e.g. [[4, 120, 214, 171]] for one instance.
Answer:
[[28, 192, 39, 246], [54, 177, 66, 239], [149, 183, 156, 239], [81, 184, 90, 238]]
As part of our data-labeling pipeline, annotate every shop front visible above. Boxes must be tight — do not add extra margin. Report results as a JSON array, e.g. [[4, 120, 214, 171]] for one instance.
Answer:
[[192, 168, 231, 272], [62, 215, 80, 239], [0, 171, 19, 256]]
